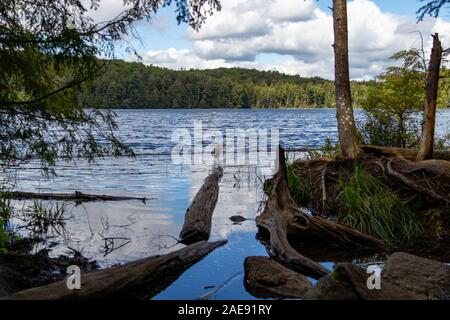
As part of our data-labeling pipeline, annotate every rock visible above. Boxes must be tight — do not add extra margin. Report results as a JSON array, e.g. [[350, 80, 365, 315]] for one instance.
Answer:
[[303, 271, 359, 300], [304, 264, 372, 300], [305, 252, 450, 300], [304, 263, 416, 300], [244, 256, 312, 299], [383, 252, 450, 300]]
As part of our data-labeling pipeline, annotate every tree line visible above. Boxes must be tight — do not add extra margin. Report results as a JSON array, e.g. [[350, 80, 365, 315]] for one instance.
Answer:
[[81, 60, 376, 109]]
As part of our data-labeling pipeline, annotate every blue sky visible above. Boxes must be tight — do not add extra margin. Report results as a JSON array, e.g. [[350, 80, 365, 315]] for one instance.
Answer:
[[102, 0, 449, 79]]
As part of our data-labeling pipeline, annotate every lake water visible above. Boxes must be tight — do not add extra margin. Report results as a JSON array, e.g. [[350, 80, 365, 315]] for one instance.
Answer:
[[9, 108, 450, 300]]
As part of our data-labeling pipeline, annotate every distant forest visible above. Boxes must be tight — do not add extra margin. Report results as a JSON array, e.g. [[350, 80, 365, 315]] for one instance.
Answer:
[[81, 60, 374, 109]]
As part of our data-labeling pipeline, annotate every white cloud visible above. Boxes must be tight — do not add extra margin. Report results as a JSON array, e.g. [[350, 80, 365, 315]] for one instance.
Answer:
[[141, 0, 450, 80], [84, 0, 169, 30], [83, 0, 131, 23], [267, 0, 317, 22], [188, 3, 270, 40], [142, 48, 231, 70]]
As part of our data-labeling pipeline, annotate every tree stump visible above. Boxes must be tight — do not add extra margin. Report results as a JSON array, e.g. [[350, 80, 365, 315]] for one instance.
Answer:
[[256, 147, 386, 279]]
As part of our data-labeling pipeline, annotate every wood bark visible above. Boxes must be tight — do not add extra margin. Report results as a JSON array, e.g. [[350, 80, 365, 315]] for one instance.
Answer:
[[417, 33, 443, 161], [256, 147, 385, 279], [5, 240, 227, 300], [179, 166, 223, 245], [333, 0, 360, 158], [4, 191, 149, 203]]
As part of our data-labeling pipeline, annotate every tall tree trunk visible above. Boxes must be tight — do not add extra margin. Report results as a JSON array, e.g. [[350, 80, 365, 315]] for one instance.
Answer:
[[417, 33, 443, 161], [333, 0, 360, 158]]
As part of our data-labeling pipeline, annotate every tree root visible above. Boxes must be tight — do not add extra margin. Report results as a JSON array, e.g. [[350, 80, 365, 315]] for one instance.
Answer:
[[386, 159, 449, 204], [256, 148, 386, 279]]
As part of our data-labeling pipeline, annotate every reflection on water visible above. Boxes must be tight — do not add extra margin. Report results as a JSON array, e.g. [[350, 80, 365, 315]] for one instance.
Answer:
[[154, 231, 267, 300], [13, 161, 268, 269], [5, 108, 450, 299], [12, 159, 273, 299]]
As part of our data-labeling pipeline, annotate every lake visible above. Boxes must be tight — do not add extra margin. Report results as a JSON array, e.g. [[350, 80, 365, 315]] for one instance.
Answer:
[[9, 108, 450, 299]]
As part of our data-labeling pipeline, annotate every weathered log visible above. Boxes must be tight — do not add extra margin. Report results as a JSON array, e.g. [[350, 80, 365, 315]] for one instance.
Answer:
[[361, 145, 450, 161], [4, 191, 150, 203], [179, 166, 223, 245], [256, 147, 386, 279], [5, 240, 227, 300]]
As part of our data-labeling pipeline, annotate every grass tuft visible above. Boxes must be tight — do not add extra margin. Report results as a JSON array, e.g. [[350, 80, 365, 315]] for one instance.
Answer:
[[337, 165, 423, 246]]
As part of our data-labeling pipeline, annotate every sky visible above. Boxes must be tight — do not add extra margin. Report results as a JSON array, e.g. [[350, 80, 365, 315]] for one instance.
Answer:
[[91, 0, 450, 80]]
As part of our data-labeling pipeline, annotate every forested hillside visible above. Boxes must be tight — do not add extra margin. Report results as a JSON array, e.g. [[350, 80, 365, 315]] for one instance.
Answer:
[[81, 60, 373, 109]]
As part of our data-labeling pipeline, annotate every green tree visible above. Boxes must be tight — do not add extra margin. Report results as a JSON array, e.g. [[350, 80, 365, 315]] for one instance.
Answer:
[[361, 49, 428, 148]]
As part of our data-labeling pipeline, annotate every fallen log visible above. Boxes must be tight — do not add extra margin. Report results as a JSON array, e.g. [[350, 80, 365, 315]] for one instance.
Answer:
[[4, 191, 150, 203], [5, 240, 227, 300], [256, 147, 386, 279], [179, 166, 223, 245], [361, 145, 450, 161]]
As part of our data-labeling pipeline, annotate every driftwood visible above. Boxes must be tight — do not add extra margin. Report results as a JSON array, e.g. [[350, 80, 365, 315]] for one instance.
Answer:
[[256, 147, 386, 279], [361, 145, 450, 161], [4, 191, 149, 203], [6, 240, 227, 300], [179, 166, 223, 245]]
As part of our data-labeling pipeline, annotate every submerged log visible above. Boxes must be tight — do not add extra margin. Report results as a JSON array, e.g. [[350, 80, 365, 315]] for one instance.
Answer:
[[256, 147, 386, 279], [6, 240, 227, 300], [179, 166, 224, 245], [5, 191, 150, 203], [361, 145, 450, 161]]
